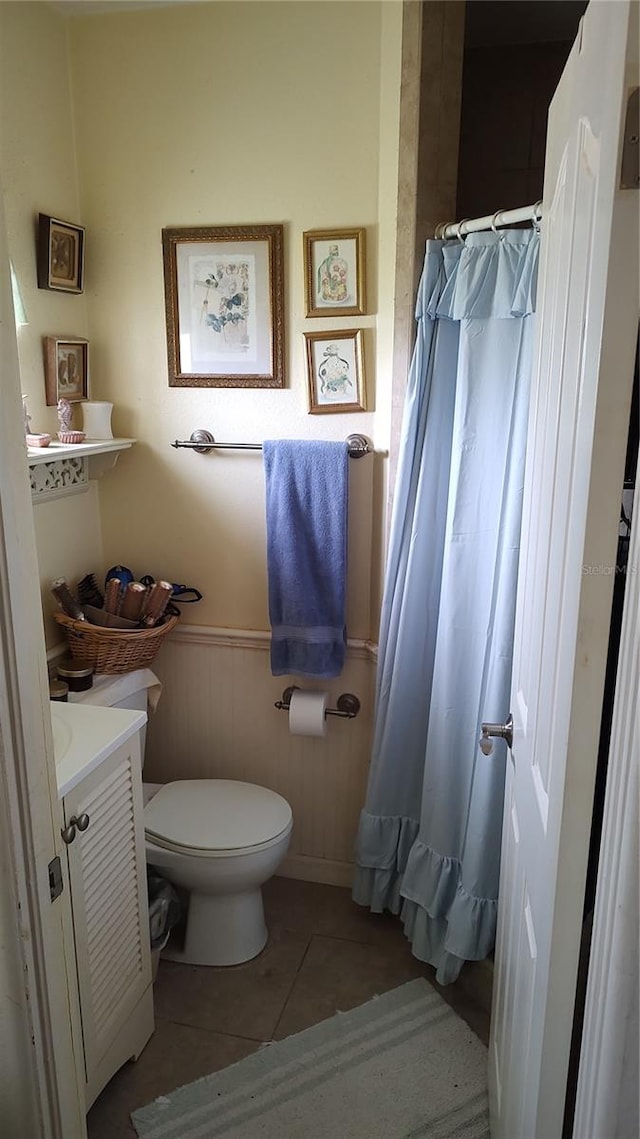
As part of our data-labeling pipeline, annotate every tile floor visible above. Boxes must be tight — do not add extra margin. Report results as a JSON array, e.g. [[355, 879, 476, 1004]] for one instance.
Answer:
[[87, 877, 492, 1138]]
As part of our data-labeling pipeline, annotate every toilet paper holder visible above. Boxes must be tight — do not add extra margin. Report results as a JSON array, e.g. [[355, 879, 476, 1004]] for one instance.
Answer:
[[274, 686, 360, 720]]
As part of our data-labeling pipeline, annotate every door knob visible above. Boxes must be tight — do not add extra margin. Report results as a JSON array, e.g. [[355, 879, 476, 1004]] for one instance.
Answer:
[[479, 713, 513, 755]]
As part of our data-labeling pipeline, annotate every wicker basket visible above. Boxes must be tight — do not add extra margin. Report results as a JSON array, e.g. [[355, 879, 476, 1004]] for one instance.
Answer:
[[54, 611, 179, 675]]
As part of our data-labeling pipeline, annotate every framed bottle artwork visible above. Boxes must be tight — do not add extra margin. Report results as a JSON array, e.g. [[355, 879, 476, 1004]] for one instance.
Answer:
[[303, 228, 366, 318], [304, 329, 366, 414]]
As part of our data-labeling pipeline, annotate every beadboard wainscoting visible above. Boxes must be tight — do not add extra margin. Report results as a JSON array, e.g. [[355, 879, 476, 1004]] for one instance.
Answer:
[[145, 626, 377, 888]]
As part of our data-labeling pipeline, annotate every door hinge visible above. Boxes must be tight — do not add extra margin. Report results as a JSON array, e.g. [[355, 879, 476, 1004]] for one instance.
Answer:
[[620, 87, 639, 190], [48, 855, 64, 902]]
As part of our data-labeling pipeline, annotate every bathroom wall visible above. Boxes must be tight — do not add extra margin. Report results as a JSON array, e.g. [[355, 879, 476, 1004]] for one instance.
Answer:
[[59, 0, 402, 880], [147, 629, 376, 885], [32, 485, 104, 644], [0, 0, 464, 885], [67, 0, 396, 637], [0, 1, 104, 647]]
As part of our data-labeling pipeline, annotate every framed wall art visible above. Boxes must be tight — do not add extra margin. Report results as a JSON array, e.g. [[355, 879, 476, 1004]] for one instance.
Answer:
[[303, 227, 366, 318], [43, 336, 89, 405], [162, 223, 285, 388], [304, 329, 366, 414], [37, 214, 85, 293]]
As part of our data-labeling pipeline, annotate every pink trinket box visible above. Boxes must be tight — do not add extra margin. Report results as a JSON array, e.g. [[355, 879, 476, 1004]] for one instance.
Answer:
[[57, 431, 86, 444]]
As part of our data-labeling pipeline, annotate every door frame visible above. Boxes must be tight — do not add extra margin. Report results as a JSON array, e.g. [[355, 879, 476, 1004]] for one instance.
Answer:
[[572, 11, 639, 1118], [573, 440, 640, 1133], [0, 193, 86, 1135]]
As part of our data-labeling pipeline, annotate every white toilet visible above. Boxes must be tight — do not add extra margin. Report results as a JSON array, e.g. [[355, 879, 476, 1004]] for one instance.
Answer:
[[71, 669, 292, 966]]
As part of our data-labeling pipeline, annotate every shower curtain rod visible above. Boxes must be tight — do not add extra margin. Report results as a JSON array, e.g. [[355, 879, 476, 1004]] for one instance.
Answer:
[[436, 201, 543, 240]]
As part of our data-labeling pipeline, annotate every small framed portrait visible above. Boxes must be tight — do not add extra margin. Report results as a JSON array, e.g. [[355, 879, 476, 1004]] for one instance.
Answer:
[[304, 329, 366, 414], [43, 337, 89, 405], [303, 228, 366, 318], [37, 214, 85, 293]]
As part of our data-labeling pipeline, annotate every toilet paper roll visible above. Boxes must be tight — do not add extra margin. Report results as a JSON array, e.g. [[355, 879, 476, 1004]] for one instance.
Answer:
[[288, 690, 328, 737]]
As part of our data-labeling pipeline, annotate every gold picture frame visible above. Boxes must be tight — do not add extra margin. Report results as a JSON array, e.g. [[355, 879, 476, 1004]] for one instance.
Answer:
[[304, 329, 366, 414], [43, 337, 89, 405], [303, 227, 366, 318], [37, 214, 85, 293], [162, 224, 285, 388]]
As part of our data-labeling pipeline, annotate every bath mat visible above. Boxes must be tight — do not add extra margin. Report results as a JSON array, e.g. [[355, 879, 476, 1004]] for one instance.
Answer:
[[131, 978, 489, 1139]]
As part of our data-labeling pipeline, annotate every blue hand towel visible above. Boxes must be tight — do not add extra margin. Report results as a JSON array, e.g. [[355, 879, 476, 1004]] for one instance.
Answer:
[[263, 439, 348, 678]]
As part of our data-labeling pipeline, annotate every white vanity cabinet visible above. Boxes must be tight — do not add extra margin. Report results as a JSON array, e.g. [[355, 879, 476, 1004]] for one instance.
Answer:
[[59, 717, 153, 1108]]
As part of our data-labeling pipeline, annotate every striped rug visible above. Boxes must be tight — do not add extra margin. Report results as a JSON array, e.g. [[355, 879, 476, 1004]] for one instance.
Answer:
[[132, 978, 489, 1139]]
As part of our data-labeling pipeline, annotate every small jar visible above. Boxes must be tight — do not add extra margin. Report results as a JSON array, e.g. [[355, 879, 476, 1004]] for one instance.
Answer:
[[57, 658, 94, 692], [81, 402, 113, 440], [50, 679, 69, 702]]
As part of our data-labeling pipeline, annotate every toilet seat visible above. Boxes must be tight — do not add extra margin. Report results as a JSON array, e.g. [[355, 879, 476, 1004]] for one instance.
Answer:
[[145, 828, 291, 859], [144, 779, 293, 858]]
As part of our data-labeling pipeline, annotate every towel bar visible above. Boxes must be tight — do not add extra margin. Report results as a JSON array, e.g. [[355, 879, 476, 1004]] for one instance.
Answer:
[[274, 687, 360, 719], [171, 430, 371, 459]]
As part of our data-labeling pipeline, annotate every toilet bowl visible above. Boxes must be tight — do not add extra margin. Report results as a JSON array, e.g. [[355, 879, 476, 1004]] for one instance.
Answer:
[[144, 778, 292, 965], [70, 670, 293, 966]]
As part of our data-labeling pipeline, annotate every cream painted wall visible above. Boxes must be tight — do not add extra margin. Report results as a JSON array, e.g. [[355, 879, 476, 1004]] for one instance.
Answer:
[[0, 0, 89, 438], [147, 630, 376, 886], [33, 484, 104, 643], [2, 0, 405, 884], [68, 0, 399, 638], [0, 0, 104, 648]]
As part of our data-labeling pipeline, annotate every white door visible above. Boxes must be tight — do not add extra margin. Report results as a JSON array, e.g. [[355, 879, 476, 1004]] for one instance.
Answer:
[[488, 3, 639, 1137]]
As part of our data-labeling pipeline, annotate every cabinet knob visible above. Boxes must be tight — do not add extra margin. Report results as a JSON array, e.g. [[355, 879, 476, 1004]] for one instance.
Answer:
[[61, 814, 90, 844]]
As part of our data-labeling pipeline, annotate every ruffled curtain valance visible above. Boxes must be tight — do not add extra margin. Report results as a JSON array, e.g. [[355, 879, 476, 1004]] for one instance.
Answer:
[[421, 229, 539, 321]]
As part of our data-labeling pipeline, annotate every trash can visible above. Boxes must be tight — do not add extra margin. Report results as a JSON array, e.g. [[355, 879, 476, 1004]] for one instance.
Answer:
[[147, 867, 181, 981]]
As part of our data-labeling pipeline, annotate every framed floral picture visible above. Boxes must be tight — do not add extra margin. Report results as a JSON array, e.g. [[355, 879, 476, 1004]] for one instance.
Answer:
[[43, 337, 89, 405], [303, 228, 366, 318], [162, 224, 285, 388], [37, 214, 85, 293], [304, 329, 366, 414]]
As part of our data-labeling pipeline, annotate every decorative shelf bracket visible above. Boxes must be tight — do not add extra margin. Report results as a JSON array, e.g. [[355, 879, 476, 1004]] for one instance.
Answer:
[[30, 456, 88, 503], [27, 439, 135, 503]]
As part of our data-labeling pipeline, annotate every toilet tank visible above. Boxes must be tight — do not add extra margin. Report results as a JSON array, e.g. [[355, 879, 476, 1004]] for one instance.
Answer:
[[67, 668, 160, 763]]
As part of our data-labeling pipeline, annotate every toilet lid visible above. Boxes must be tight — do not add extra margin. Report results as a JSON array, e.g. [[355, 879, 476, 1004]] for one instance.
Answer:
[[144, 779, 292, 853]]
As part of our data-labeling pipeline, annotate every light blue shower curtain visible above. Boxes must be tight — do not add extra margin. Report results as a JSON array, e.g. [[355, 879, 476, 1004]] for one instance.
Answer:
[[353, 229, 539, 984]]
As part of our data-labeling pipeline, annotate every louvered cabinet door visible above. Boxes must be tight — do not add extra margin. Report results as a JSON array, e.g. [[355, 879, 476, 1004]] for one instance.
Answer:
[[63, 735, 153, 1103]]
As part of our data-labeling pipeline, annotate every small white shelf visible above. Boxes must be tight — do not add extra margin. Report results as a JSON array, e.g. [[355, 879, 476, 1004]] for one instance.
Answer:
[[28, 438, 136, 502], [27, 438, 135, 465]]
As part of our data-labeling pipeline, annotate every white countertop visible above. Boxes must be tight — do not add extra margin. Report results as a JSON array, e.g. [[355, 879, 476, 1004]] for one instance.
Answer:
[[52, 701, 146, 799]]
